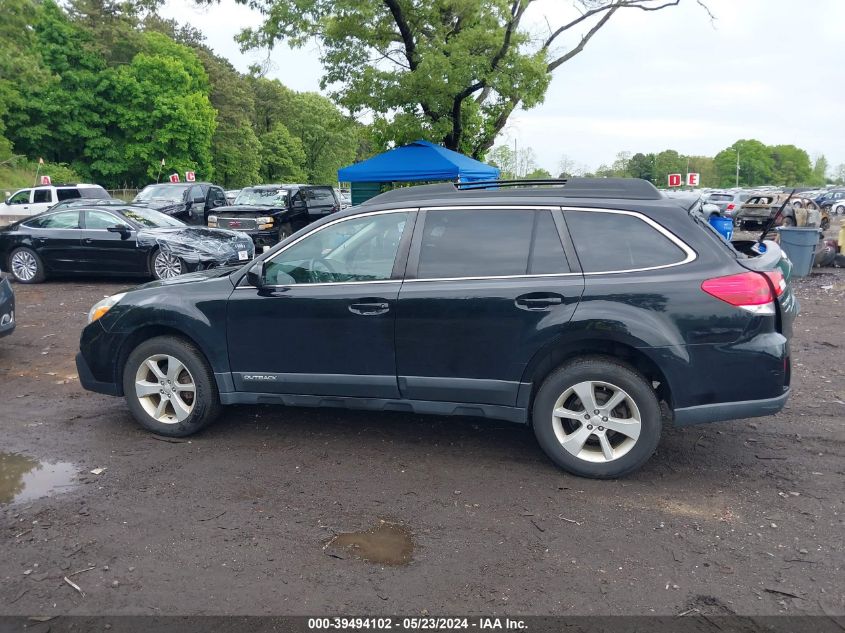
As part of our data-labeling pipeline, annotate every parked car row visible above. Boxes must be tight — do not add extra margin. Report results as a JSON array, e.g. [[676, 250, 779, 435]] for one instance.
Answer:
[[0, 180, 344, 283]]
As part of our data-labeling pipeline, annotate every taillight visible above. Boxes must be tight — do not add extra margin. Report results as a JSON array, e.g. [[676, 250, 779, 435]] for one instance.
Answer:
[[701, 272, 776, 314], [764, 270, 785, 297], [726, 203, 735, 210]]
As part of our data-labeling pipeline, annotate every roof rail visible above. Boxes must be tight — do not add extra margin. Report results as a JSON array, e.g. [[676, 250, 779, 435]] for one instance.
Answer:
[[456, 179, 567, 189], [362, 177, 663, 205]]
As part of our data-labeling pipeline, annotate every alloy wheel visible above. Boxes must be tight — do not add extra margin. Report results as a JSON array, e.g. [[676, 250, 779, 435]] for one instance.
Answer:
[[11, 251, 37, 282], [134, 354, 196, 424], [551, 380, 642, 463], [154, 251, 183, 279]]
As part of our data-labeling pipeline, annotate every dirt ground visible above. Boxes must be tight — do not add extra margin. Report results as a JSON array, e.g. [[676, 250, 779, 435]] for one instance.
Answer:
[[1, 235, 844, 617]]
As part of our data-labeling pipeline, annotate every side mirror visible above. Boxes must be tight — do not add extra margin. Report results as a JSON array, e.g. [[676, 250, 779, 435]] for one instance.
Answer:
[[4, 197, 9, 205], [107, 225, 131, 239], [246, 261, 265, 288]]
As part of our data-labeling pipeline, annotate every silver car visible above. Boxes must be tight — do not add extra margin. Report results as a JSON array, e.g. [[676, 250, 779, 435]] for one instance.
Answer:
[[706, 191, 749, 217]]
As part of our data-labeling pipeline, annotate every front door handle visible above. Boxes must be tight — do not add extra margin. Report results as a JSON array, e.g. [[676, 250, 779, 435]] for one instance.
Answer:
[[515, 293, 564, 311], [82, 238, 94, 244], [349, 299, 390, 316]]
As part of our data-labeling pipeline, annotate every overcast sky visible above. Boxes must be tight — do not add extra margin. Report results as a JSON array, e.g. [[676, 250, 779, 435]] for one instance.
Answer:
[[164, 0, 844, 176]]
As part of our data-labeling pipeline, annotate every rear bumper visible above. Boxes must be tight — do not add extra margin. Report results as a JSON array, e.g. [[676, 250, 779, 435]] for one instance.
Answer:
[[673, 389, 790, 426], [76, 352, 121, 396]]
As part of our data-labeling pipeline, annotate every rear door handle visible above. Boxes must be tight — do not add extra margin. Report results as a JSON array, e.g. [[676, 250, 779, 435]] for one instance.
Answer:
[[349, 300, 390, 316], [515, 293, 564, 311], [82, 238, 94, 244]]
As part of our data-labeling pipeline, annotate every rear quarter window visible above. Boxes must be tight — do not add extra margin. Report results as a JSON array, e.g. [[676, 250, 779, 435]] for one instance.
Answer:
[[565, 210, 688, 273], [56, 188, 82, 201]]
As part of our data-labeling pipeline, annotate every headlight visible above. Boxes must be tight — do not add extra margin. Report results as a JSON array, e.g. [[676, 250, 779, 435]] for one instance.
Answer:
[[88, 293, 126, 324], [207, 215, 218, 227], [256, 216, 274, 230]]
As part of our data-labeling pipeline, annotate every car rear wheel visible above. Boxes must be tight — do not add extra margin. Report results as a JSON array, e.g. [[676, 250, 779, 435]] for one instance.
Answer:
[[151, 249, 184, 280], [532, 357, 661, 479], [122, 336, 220, 437], [9, 247, 45, 283]]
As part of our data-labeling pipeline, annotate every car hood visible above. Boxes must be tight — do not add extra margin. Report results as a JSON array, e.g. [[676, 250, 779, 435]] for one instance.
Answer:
[[136, 227, 255, 257], [135, 266, 240, 290]]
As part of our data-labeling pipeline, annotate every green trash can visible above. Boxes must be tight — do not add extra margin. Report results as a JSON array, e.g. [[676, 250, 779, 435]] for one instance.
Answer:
[[777, 227, 819, 277]]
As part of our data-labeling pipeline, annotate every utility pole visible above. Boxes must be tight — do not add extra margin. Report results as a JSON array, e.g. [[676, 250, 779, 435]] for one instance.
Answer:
[[513, 138, 518, 179], [735, 149, 740, 187]]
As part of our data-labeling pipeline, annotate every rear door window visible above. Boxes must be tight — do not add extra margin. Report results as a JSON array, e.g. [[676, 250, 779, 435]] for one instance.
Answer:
[[305, 188, 337, 209], [565, 210, 687, 273], [26, 211, 80, 229], [33, 189, 53, 203], [416, 209, 569, 279]]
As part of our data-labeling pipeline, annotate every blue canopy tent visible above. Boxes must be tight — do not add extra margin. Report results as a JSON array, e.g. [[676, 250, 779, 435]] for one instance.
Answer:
[[338, 140, 500, 204]]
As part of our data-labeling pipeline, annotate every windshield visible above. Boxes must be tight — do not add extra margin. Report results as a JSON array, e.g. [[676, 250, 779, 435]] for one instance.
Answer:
[[118, 207, 186, 228], [234, 188, 288, 207], [708, 194, 733, 202], [134, 184, 189, 203]]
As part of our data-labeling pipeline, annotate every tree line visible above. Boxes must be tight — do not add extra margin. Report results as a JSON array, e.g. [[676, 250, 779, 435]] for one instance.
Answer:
[[488, 140, 841, 188], [0, 0, 372, 188]]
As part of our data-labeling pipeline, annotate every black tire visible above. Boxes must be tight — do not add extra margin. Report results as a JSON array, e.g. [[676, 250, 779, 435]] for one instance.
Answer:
[[532, 356, 662, 479], [122, 336, 221, 437], [8, 247, 46, 283], [150, 248, 185, 280], [278, 222, 293, 242]]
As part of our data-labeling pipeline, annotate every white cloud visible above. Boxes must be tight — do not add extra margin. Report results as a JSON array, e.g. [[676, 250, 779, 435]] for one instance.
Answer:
[[167, 0, 845, 173]]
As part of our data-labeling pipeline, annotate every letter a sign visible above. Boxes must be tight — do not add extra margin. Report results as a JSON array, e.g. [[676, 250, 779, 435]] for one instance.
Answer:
[[668, 173, 682, 187], [169, 173, 180, 183]]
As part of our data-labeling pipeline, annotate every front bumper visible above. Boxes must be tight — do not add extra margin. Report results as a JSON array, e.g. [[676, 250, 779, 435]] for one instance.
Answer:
[[0, 311, 14, 338], [76, 351, 121, 396]]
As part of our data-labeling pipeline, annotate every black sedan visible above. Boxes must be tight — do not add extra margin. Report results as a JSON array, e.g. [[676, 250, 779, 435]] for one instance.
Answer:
[[0, 274, 14, 338], [0, 205, 255, 284]]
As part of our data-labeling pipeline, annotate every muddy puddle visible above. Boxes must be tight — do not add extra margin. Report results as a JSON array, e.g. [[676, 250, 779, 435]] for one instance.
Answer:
[[325, 520, 413, 566], [0, 452, 77, 505]]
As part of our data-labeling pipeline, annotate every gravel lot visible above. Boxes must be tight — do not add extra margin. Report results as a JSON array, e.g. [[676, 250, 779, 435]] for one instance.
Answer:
[[1, 237, 843, 617]]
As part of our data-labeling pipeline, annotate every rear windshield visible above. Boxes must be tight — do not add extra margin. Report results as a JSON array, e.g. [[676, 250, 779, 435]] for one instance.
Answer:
[[79, 187, 110, 199], [135, 184, 190, 203], [708, 194, 733, 202]]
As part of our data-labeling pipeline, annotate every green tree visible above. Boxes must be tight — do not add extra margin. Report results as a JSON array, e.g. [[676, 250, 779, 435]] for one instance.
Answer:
[[810, 154, 829, 186], [523, 167, 551, 180], [653, 149, 687, 187], [93, 34, 217, 185], [714, 140, 773, 188], [233, 0, 704, 157], [487, 145, 515, 179], [770, 144, 811, 186], [196, 48, 261, 187], [260, 123, 307, 183], [627, 152, 655, 182], [686, 155, 716, 188]]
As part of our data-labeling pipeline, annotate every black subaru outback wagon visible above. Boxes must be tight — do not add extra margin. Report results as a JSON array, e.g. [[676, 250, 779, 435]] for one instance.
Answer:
[[77, 179, 797, 478]]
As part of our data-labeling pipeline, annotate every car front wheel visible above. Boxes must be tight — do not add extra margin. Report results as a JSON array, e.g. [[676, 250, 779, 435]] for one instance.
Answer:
[[151, 249, 184, 280], [532, 357, 662, 479], [122, 336, 220, 436], [9, 247, 46, 283]]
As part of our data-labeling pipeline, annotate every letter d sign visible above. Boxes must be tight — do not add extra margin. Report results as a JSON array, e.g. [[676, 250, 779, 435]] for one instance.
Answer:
[[668, 173, 682, 187]]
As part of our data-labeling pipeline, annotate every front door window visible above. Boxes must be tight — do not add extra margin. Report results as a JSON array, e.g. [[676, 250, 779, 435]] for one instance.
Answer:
[[263, 212, 410, 285]]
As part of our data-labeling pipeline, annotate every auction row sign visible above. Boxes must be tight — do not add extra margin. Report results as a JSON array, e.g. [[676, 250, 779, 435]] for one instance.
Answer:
[[668, 173, 700, 187], [169, 171, 196, 183]]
